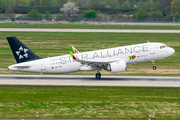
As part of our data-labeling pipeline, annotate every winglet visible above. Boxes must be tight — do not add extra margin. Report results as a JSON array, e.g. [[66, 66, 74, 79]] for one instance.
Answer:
[[68, 50, 77, 60], [70, 45, 80, 54]]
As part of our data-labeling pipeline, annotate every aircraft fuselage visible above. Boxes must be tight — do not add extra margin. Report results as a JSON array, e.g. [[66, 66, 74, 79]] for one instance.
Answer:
[[8, 42, 175, 74]]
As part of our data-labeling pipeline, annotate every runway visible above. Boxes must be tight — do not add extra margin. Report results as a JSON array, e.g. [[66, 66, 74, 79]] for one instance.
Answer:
[[1, 28, 180, 33], [0, 75, 180, 87]]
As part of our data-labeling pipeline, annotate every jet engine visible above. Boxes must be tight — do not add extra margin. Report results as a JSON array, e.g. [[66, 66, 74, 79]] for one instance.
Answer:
[[107, 60, 127, 73]]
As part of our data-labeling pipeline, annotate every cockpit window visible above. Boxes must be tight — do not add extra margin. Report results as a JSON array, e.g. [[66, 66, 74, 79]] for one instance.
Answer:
[[160, 45, 167, 49]]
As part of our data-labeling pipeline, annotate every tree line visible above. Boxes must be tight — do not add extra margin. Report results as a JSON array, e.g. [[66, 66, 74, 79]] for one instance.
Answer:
[[1, 0, 180, 19]]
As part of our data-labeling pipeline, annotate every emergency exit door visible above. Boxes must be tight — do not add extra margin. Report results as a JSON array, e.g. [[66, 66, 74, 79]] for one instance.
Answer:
[[41, 61, 46, 71]]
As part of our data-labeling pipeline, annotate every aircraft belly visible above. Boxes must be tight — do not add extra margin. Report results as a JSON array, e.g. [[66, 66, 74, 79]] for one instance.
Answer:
[[61, 63, 80, 73], [27, 61, 41, 73]]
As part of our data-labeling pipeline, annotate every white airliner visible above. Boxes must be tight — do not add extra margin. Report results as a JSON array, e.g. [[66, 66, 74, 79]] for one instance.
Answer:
[[7, 37, 175, 79]]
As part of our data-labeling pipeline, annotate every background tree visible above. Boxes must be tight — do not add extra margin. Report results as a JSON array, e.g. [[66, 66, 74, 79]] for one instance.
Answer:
[[127, 0, 136, 8], [156, 0, 172, 15], [171, 0, 180, 14], [76, 0, 90, 8], [0, 0, 178, 18], [109, 0, 121, 9], [60, 2, 79, 17], [135, 8, 148, 18], [168, 12, 180, 18], [5, 6, 14, 16], [83, 10, 97, 19], [137, 0, 150, 10], [44, 10, 51, 19], [150, 10, 164, 18], [123, 0, 131, 9], [27, 9, 42, 18], [89, 0, 102, 8], [15, 0, 32, 6], [100, 0, 121, 9], [174, 12, 180, 18], [0, 0, 15, 13]]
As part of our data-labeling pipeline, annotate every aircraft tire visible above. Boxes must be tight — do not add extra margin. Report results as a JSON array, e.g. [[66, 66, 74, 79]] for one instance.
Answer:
[[96, 73, 101, 79], [153, 66, 156, 70]]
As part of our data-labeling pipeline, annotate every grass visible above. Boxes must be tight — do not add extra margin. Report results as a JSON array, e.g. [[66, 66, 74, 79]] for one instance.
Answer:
[[0, 32, 179, 76], [1, 22, 180, 29], [0, 31, 180, 119], [0, 85, 179, 119]]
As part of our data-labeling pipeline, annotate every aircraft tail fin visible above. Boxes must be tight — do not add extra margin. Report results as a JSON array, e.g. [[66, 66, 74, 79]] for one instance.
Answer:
[[7, 36, 41, 63]]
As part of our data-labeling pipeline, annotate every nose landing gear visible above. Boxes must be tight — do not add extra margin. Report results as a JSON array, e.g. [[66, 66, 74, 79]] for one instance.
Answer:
[[153, 66, 157, 70], [151, 60, 156, 70]]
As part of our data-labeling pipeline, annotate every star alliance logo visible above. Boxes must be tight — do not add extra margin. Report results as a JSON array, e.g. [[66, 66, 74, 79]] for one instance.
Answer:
[[16, 46, 29, 59]]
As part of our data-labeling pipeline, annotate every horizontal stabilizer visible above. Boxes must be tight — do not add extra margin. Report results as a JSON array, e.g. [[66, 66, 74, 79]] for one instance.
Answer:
[[12, 65, 31, 68]]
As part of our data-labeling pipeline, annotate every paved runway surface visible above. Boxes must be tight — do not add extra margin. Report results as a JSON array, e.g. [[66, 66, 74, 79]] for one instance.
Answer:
[[1, 28, 180, 33], [0, 75, 180, 87]]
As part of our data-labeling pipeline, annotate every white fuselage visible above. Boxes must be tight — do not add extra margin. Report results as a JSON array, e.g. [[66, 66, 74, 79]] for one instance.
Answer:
[[8, 42, 175, 74]]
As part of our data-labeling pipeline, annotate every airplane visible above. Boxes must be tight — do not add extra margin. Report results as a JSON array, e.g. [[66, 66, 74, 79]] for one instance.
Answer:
[[7, 36, 175, 79]]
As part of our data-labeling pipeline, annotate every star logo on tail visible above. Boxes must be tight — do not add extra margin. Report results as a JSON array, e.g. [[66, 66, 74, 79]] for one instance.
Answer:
[[16, 46, 29, 59]]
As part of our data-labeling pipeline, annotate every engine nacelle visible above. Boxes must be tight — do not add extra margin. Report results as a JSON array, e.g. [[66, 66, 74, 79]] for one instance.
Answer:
[[107, 60, 127, 73]]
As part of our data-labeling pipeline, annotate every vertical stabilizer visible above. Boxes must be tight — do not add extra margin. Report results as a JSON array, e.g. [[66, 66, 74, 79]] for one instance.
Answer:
[[7, 36, 41, 63]]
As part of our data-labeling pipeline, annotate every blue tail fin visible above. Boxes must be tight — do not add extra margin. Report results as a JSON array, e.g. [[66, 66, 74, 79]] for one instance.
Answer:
[[7, 36, 41, 63]]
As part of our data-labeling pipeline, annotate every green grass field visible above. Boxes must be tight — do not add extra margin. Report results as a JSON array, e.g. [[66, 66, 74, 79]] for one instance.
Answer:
[[0, 85, 179, 119], [0, 32, 179, 76], [0, 29, 180, 119], [1, 22, 180, 29]]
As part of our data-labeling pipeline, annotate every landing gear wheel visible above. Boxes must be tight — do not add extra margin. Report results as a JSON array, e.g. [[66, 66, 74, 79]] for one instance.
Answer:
[[95, 73, 101, 79], [151, 60, 156, 70], [153, 66, 156, 70]]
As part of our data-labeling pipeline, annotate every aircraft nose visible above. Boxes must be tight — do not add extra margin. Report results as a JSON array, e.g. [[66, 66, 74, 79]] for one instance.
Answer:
[[169, 47, 175, 55]]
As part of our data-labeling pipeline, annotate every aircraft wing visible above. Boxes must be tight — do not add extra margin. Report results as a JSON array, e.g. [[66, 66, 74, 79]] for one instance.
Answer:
[[74, 58, 119, 66]]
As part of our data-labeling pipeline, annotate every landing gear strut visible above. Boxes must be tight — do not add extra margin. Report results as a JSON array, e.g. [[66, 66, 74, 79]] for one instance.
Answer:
[[151, 60, 156, 70]]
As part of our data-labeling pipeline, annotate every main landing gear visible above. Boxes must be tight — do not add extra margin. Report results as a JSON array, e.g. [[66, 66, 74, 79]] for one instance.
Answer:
[[151, 60, 156, 70], [95, 68, 101, 79], [95, 67, 102, 80], [96, 73, 101, 79]]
